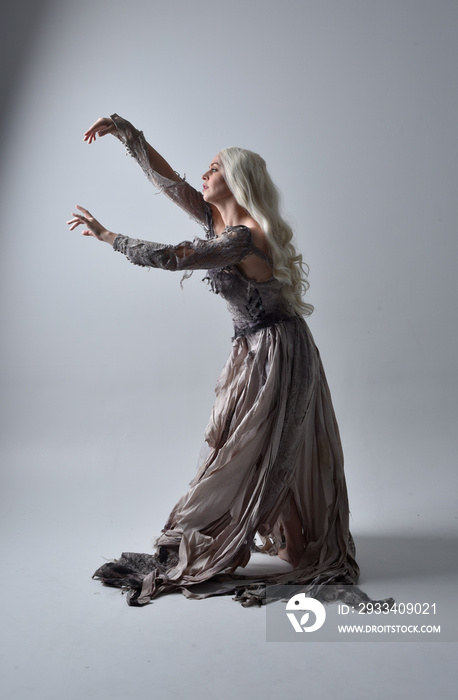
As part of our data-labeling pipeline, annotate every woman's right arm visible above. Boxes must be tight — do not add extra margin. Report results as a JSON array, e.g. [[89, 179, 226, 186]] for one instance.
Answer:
[[84, 116, 178, 181], [83, 115, 213, 233]]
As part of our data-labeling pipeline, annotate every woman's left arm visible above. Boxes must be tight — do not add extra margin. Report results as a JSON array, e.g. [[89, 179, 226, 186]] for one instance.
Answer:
[[67, 207, 252, 271], [67, 206, 116, 244], [112, 228, 253, 271]]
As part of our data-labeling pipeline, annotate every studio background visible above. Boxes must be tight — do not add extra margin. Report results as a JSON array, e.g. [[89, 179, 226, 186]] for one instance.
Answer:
[[1, 1, 457, 698]]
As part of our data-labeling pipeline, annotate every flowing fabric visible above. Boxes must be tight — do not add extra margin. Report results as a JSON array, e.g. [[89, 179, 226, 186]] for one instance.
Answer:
[[92, 115, 368, 607]]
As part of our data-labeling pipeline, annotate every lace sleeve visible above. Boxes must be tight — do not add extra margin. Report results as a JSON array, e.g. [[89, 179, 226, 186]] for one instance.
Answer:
[[110, 114, 213, 234], [112, 226, 253, 271]]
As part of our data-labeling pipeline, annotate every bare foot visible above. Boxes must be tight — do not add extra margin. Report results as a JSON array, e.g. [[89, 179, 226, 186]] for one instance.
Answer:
[[278, 546, 303, 569], [277, 491, 305, 569]]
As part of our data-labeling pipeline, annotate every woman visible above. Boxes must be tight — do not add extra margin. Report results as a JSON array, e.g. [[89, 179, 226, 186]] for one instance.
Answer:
[[68, 114, 360, 606]]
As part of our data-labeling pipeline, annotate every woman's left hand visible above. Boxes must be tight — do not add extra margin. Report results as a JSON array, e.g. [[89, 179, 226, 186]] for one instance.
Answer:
[[67, 205, 116, 245]]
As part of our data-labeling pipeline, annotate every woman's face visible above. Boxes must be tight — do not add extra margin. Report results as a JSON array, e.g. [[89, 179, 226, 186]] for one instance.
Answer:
[[202, 155, 233, 204]]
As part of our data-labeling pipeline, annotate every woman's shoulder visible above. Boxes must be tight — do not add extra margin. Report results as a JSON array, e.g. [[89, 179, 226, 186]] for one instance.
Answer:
[[220, 225, 273, 278], [246, 225, 270, 257], [218, 221, 268, 251]]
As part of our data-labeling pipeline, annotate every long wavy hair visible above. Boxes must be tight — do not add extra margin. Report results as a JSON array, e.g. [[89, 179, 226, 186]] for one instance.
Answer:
[[218, 147, 313, 317]]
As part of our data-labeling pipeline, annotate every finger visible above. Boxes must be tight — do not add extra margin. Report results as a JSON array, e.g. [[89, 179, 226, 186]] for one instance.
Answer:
[[69, 218, 88, 230], [84, 119, 102, 134], [84, 118, 108, 136], [76, 204, 91, 216], [84, 130, 99, 144]]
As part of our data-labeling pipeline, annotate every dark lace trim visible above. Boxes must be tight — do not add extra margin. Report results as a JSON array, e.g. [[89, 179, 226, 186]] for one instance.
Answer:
[[232, 314, 298, 340]]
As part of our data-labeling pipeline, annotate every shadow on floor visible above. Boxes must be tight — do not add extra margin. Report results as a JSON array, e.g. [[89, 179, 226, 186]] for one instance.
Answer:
[[353, 532, 458, 582]]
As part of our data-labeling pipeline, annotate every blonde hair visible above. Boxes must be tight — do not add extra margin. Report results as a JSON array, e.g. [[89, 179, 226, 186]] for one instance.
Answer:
[[218, 147, 313, 317]]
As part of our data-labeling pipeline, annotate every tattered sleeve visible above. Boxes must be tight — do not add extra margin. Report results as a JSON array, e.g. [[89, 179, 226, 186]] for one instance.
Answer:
[[110, 113, 213, 233], [112, 226, 253, 272]]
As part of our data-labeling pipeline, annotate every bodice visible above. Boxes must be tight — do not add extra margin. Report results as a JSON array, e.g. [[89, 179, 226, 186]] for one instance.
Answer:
[[206, 263, 297, 338]]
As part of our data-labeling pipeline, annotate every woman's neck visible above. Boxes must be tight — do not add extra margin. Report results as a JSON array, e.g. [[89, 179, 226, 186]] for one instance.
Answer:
[[214, 200, 254, 229]]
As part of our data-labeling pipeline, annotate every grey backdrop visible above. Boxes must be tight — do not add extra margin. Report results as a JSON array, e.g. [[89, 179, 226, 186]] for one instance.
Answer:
[[1, 1, 457, 698]]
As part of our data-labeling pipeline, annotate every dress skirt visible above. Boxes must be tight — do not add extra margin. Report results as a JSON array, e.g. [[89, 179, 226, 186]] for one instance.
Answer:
[[93, 316, 359, 605]]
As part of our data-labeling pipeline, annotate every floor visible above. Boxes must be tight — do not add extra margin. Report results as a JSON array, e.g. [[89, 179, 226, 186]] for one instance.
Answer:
[[1, 378, 457, 699], [1, 489, 457, 699]]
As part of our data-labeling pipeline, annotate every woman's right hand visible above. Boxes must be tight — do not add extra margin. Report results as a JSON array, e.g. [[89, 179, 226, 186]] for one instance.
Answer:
[[83, 117, 116, 144]]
